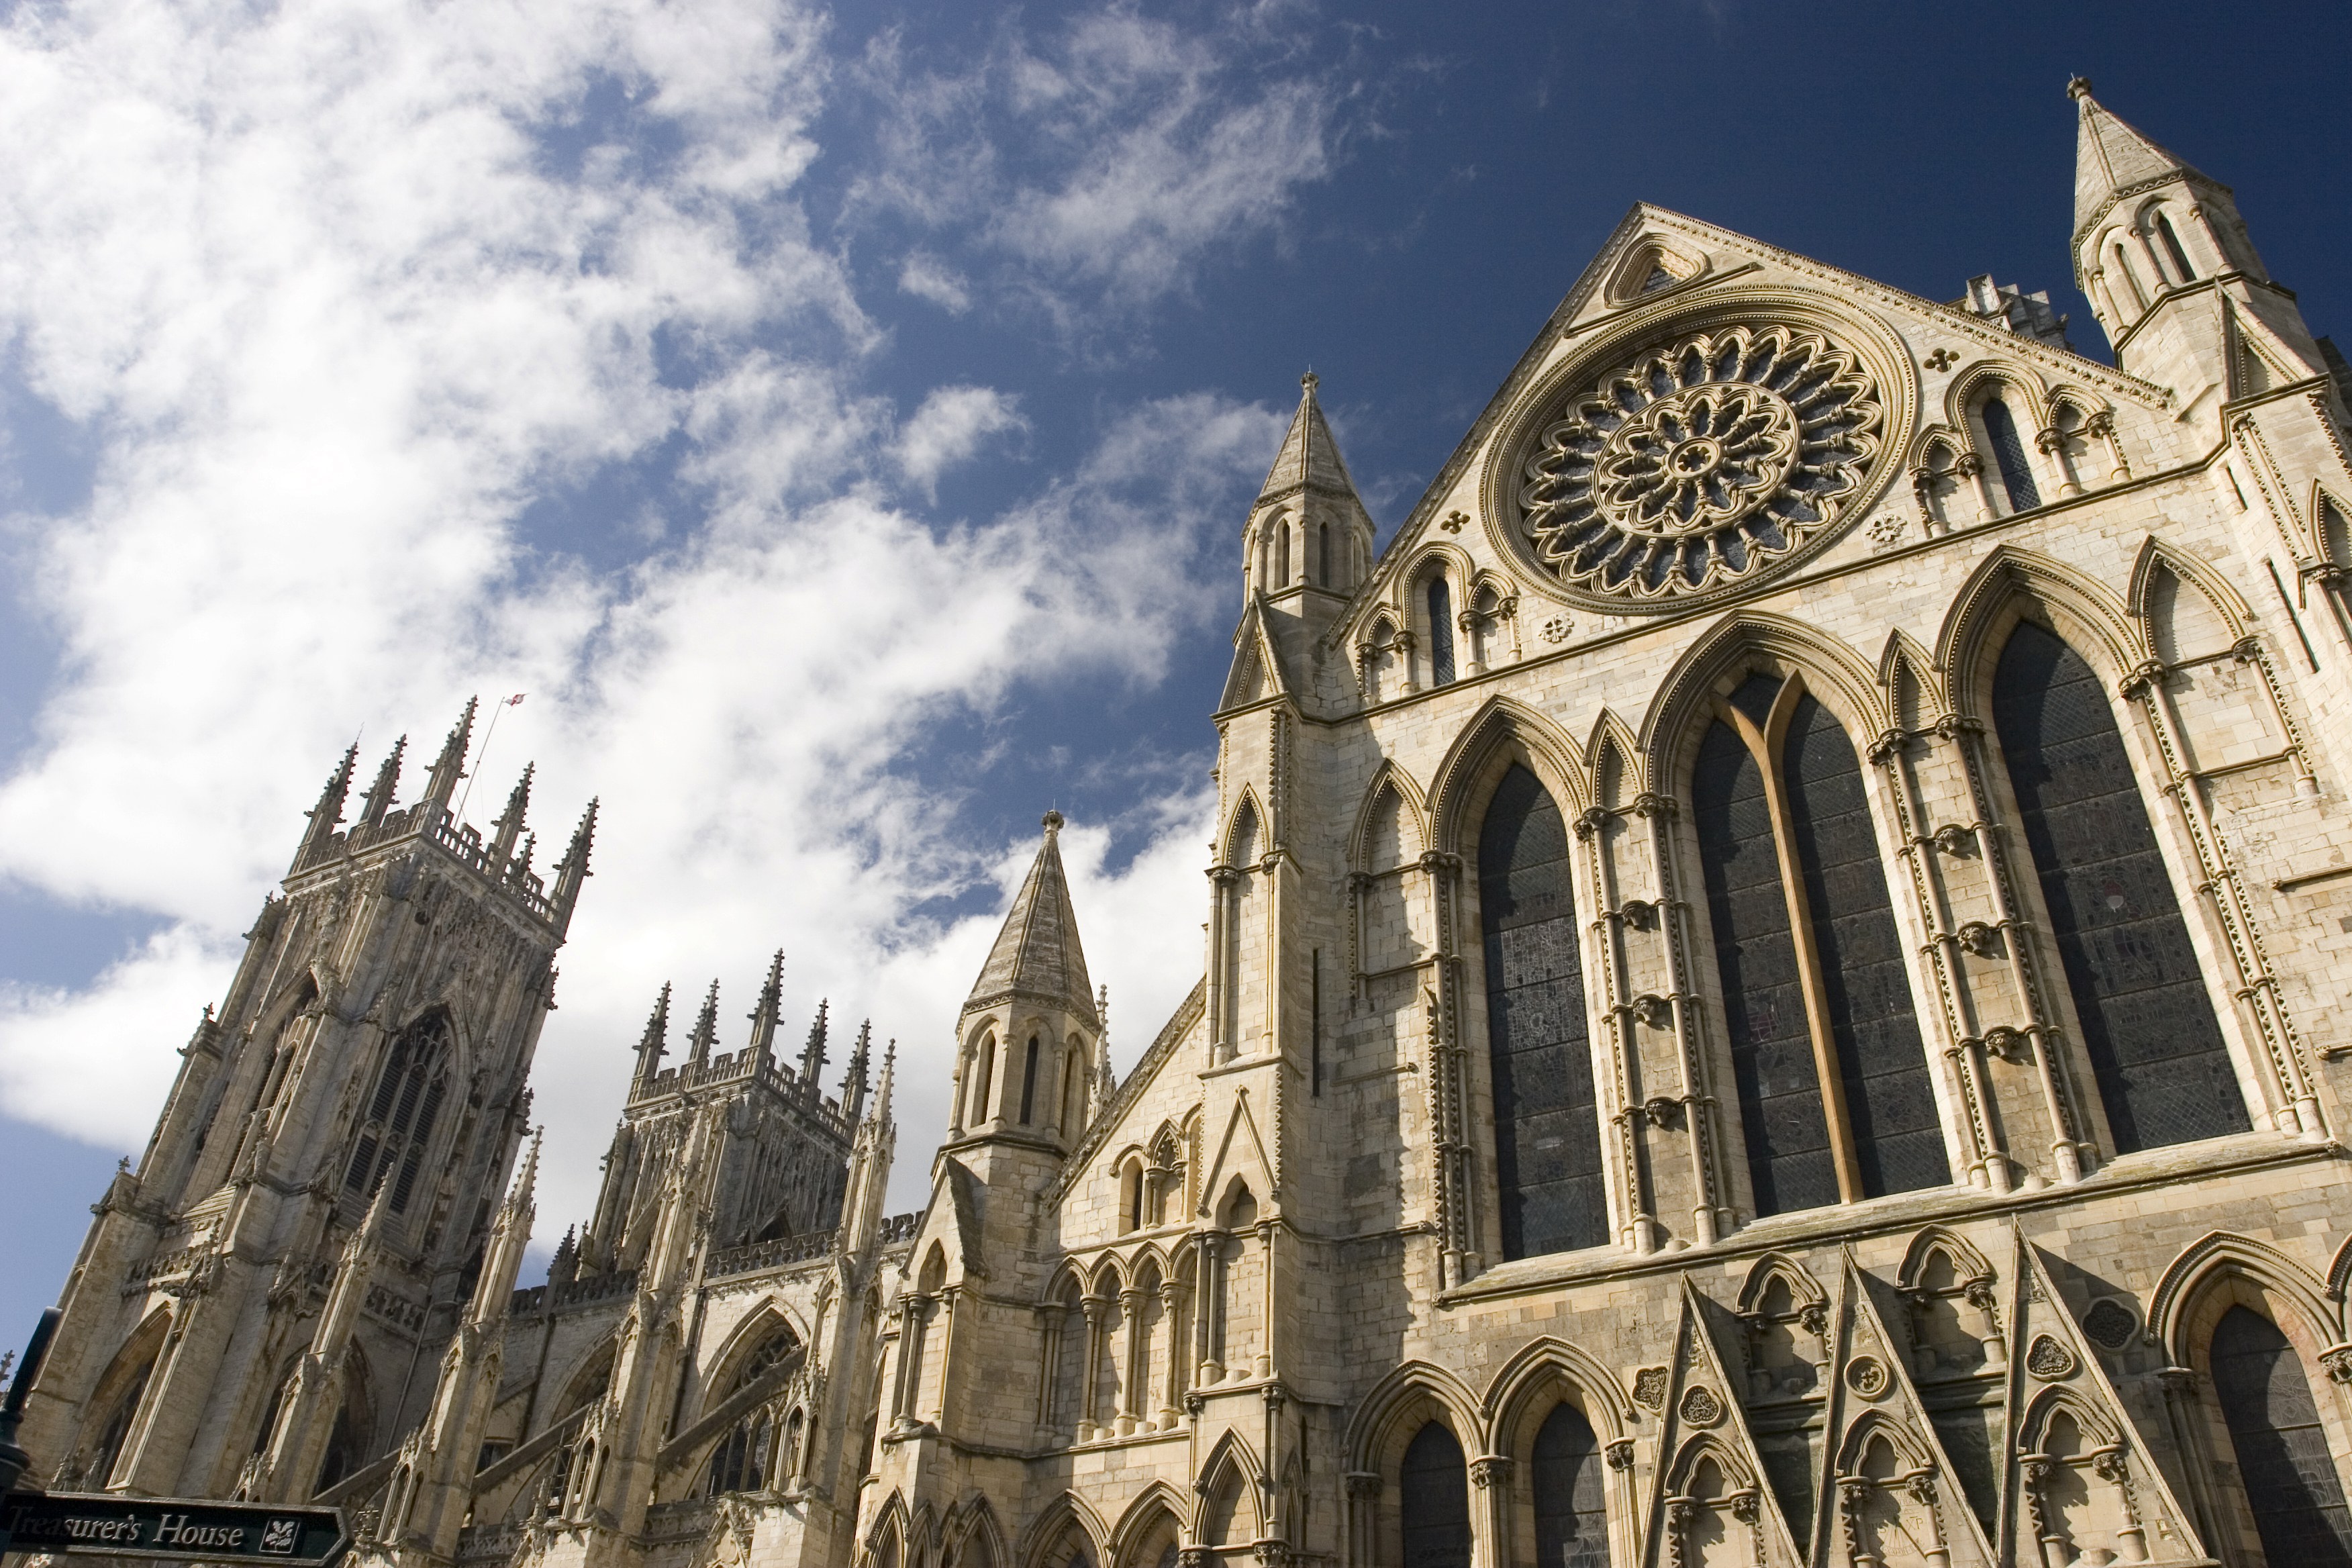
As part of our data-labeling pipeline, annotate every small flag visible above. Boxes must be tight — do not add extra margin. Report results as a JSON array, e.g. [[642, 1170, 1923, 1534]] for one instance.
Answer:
[[507, 694, 526, 707]]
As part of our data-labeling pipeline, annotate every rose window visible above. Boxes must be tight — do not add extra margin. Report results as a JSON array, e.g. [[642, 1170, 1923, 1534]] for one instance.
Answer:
[[1516, 324, 1884, 603]]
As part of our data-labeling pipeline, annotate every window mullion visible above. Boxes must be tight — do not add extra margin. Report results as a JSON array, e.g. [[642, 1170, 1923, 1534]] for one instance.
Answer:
[[1725, 697, 1863, 1205]]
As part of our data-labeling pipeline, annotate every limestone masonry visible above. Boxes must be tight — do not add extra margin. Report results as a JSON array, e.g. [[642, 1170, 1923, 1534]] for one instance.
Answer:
[[25, 83, 2352, 1568]]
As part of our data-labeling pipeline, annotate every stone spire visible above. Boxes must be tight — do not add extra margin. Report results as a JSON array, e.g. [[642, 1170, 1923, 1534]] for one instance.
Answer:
[[422, 697, 478, 810], [798, 999, 829, 1102], [292, 742, 358, 870], [844, 1020, 873, 1123], [358, 735, 406, 829], [2070, 77, 2214, 244], [552, 796, 597, 928], [748, 951, 785, 1064], [489, 762, 533, 863], [1257, 371, 1363, 507], [466, 1132, 538, 1324], [633, 982, 671, 1089], [687, 979, 720, 1069], [966, 811, 1100, 1028]]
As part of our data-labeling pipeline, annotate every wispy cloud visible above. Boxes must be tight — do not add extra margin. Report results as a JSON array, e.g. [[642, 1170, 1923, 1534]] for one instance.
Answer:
[[0, 0, 1291, 1230], [846, 3, 1346, 347]]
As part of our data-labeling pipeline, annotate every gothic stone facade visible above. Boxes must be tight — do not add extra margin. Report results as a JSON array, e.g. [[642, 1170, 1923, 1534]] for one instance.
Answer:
[[26, 81, 2352, 1568]]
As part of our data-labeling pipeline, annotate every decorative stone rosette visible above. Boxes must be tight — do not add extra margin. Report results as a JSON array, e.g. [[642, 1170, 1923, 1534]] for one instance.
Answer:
[[1509, 322, 1888, 605]]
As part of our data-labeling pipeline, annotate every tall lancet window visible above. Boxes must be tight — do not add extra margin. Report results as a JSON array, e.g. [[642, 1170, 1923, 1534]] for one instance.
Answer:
[[1693, 674, 1947, 1216], [1479, 764, 1604, 1256], [1990, 622, 2247, 1149], [2209, 1307, 2352, 1564], [1400, 1423, 1471, 1568], [2155, 213, 2197, 283], [1318, 522, 1331, 587], [1981, 397, 2042, 512], [1532, 1402, 1610, 1568], [344, 1013, 452, 1212], [1427, 577, 1457, 687]]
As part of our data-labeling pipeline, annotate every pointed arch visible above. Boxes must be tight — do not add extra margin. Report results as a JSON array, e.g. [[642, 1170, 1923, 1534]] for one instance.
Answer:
[[1426, 695, 1589, 859], [1220, 789, 1267, 868], [1934, 545, 2139, 718], [1661, 1431, 1758, 1497], [1195, 1432, 1263, 1551], [1483, 1336, 1637, 1450], [1585, 708, 1645, 811], [1109, 1482, 1191, 1568], [1734, 1251, 1829, 1318], [1895, 1226, 1997, 1296], [1602, 235, 1707, 303], [2015, 1383, 2122, 1457], [1876, 629, 1947, 734], [1346, 1360, 1484, 1473], [2312, 486, 2352, 567], [704, 1301, 807, 1395], [865, 1490, 911, 1568], [2148, 1231, 2339, 1367], [1945, 361, 2050, 432], [74, 1305, 171, 1489], [951, 1498, 1010, 1568], [2127, 536, 2251, 663], [1636, 609, 1887, 785], [1350, 763, 1427, 873], [1020, 1491, 1110, 1568], [1834, 1407, 1937, 1475]]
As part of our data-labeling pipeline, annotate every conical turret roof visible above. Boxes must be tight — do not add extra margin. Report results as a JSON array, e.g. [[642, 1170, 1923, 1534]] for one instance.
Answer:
[[2071, 78, 2216, 242], [967, 812, 1099, 1028], [1257, 372, 1362, 504]]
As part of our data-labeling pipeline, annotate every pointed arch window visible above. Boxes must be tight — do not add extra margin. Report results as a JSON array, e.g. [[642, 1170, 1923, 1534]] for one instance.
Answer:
[[1019, 1035, 1040, 1123], [1532, 1402, 1610, 1568], [1275, 526, 1290, 589], [1400, 1422, 1471, 1568], [2208, 1306, 2352, 1563], [2155, 213, 2197, 283], [708, 1326, 797, 1496], [1981, 397, 2041, 513], [1479, 764, 1605, 1257], [343, 1014, 452, 1212], [965, 1034, 996, 1128], [1693, 674, 1948, 1217], [1989, 622, 2247, 1150], [1318, 522, 1332, 587], [1427, 577, 1457, 687]]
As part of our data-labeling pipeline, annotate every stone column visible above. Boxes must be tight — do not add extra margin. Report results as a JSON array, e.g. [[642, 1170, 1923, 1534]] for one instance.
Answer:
[[1469, 1456, 1514, 1568]]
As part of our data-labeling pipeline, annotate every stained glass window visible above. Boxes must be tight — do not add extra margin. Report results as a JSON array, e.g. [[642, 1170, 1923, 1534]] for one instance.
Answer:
[[1982, 398, 2042, 513], [1532, 1403, 1610, 1568], [1991, 623, 2247, 1150], [2210, 1306, 2352, 1566], [1400, 1423, 1471, 1568], [1480, 765, 1605, 1257]]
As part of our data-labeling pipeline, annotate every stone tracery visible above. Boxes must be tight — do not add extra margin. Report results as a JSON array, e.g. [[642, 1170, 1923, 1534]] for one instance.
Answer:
[[1514, 324, 1885, 604]]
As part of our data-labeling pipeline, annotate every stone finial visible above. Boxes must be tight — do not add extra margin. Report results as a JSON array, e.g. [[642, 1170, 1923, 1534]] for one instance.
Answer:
[[2067, 75, 2093, 101]]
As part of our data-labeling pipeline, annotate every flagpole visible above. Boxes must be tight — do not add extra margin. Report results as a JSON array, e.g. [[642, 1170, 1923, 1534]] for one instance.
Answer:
[[454, 693, 525, 825]]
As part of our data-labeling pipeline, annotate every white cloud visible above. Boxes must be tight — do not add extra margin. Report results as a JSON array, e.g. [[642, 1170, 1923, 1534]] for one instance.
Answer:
[[848, 5, 1341, 339], [897, 250, 973, 314], [893, 385, 1026, 497], [0, 0, 1308, 1241]]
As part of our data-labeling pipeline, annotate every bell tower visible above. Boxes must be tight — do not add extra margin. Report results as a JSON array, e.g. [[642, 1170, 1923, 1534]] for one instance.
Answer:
[[19, 702, 595, 1504]]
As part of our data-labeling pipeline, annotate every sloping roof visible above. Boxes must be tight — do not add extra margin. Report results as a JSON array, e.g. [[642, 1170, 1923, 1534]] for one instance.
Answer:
[[965, 812, 1099, 1027], [2071, 81, 2211, 240], [1257, 372, 1363, 504]]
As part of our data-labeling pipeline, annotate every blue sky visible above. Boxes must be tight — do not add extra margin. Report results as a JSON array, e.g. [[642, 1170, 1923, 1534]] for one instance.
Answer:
[[5, 0, 2349, 1341]]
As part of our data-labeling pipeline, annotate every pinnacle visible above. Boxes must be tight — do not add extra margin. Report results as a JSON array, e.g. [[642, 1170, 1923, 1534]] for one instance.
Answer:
[[967, 814, 1099, 1027], [2071, 81, 2210, 242], [1256, 371, 1363, 508]]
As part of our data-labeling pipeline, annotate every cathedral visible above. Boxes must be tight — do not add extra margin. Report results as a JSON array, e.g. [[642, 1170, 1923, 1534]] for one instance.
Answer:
[[24, 81, 2352, 1568]]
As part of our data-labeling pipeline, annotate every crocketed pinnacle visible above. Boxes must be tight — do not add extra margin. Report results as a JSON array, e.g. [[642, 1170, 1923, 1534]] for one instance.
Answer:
[[688, 979, 720, 1067], [634, 981, 672, 1082], [1257, 371, 1363, 506], [966, 810, 1099, 1028], [2071, 77, 2214, 242]]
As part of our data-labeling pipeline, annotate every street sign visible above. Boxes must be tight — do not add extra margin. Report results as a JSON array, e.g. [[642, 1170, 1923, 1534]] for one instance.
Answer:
[[0, 1493, 349, 1567]]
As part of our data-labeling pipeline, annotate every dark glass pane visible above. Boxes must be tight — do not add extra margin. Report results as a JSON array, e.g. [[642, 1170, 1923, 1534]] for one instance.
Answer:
[[1781, 697, 1949, 1196], [1400, 1423, 1471, 1568], [1991, 623, 2248, 1150], [1479, 765, 1604, 1257], [1020, 1037, 1039, 1123], [2157, 215, 2196, 283], [1726, 672, 1781, 728], [1429, 579, 1457, 687], [1982, 399, 2042, 511], [1694, 721, 1838, 1214], [2210, 1307, 2352, 1567], [1532, 1403, 1610, 1568]]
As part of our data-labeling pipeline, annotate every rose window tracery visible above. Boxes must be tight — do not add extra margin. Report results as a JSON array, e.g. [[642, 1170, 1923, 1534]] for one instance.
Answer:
[[1514, 324, 1885, 603]]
